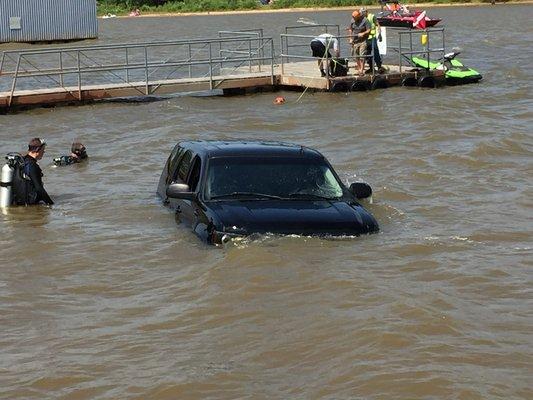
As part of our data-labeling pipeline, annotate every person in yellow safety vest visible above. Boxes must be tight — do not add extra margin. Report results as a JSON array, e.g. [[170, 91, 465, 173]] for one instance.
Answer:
[[361, 8, 386, 74]]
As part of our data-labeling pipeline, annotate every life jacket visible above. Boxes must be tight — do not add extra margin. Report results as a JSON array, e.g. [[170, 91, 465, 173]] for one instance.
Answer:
[[368, 13, 377, 39]]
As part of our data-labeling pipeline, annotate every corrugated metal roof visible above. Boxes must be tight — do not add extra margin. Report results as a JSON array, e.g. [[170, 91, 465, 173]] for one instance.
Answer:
[[0, 0, 97, 43]]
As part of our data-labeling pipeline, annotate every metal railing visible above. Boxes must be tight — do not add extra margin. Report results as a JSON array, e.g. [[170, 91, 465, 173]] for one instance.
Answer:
[[0, 35, 275, 106], [387, 27, 446, 73], [217, 29, 265, 73], [280, 31, 375, 81], [282, 25, 341, 57]]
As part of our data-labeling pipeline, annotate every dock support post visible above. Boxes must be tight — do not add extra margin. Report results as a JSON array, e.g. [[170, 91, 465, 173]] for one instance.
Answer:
[[209, 43, 213, 90], [280, 36, 285, 75], [425, 29, 430, 68], [59, 52, 64, 87], [8, 55, 22, 107], [144, 46, 149, 95], [125, 47, 130, 83], [77, 51, 82, 100], [271, 40, 275, 85], [248, 40, 252, 73], [188, 44, 192, 78], [442, 28, 446, 60], [399, 35, 402, 74]]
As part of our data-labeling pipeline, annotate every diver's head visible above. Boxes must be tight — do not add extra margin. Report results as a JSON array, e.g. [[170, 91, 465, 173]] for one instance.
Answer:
[[28, 137, 46, 160], [71, 142, 87, 159]]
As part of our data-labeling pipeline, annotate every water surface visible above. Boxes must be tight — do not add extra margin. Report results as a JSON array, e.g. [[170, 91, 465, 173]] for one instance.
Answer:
[[0, 4, 532, 399]]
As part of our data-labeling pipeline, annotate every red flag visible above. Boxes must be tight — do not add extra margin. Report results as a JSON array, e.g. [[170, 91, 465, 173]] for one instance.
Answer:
[[413, 11, 427, 30]]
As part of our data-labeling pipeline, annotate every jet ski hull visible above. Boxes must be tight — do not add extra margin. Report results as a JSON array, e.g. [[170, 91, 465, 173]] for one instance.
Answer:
[[411, 56, 482, 84]]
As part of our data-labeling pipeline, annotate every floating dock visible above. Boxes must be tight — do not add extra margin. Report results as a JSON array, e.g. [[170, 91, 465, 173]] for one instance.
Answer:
[[0, 27, 448, 111]]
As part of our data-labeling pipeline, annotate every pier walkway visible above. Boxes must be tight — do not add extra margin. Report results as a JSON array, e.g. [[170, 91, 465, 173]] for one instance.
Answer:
[[0, 27, 446, 111]]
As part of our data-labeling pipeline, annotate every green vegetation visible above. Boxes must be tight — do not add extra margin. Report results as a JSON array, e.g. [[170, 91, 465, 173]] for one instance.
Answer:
[[97, 0, 388, 15], [96, 0, 509, 16], [98, 0, 262, 15]]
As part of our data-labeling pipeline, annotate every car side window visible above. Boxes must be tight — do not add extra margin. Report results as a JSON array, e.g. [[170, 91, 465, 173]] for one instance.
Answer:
[[167, 146, 184, 183], [175, 150, 193, 182], [187, 156, 202, 192]]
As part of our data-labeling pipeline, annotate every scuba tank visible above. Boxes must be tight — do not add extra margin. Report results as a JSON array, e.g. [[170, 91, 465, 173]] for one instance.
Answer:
[[0, 162, 14, 208], [1, 153, 30, 207], [1, 154, 17, 208]]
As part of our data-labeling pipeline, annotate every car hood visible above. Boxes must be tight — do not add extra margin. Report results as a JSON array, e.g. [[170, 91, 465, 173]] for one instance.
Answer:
[[208, 200, 379, 236]]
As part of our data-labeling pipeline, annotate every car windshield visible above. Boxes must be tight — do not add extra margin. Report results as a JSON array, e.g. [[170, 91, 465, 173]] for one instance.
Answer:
[[205, 157, 344, 200]]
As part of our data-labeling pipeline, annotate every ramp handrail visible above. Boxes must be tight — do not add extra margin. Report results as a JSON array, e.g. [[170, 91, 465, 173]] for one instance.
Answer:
[[0, 35, 275, 107]]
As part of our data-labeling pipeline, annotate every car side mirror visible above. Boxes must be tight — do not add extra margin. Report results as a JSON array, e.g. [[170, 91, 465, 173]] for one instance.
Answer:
[[166, 183, 195, 200], [349, 182, 373, 200]]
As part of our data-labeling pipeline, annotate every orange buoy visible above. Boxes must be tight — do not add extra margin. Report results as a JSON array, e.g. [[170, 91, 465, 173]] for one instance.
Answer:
[[273, 96, 285, 105]]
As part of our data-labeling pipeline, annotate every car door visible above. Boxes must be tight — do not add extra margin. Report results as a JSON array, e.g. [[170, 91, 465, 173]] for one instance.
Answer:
[[184, 156, 210, 240], [169, 149, 195, 220]]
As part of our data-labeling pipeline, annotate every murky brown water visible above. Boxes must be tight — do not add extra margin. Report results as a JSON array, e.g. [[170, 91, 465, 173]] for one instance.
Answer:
[[1, 4, 532, 399]]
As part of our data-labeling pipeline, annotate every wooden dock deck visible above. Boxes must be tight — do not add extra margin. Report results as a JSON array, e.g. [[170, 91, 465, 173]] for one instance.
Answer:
[[0, 61, 444, 111], [279, 61, 444, 91]]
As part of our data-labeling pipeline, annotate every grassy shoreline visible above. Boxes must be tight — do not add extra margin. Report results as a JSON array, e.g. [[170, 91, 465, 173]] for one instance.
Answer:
[[97, 0, 531, 17]]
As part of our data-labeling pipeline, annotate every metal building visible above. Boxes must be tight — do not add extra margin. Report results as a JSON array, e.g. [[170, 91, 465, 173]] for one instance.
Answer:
[[0, 0, 97, 43]]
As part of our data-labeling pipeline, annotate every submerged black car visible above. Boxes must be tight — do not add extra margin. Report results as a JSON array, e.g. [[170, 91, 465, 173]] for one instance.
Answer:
[[157, 140, 379, 245]]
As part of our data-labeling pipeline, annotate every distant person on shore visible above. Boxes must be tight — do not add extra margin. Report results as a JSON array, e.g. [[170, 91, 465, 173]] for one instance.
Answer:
[[310, 33, 340, 77], [53, 142, 88, 166], [385, 1, 401, 15], [348, 10, 371, 75], [11, 138, 54, 205], [129, 8, 140, 17]]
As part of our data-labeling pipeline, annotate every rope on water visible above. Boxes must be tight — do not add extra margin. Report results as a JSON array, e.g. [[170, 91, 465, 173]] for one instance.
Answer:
[[296, 85, 310, 103]]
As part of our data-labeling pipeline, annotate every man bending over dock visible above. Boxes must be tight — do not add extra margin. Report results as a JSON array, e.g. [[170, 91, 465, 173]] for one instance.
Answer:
[[310, 33, 340, 77]]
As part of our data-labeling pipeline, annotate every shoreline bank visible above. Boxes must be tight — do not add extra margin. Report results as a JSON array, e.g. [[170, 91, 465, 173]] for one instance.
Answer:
[[99, 1, 532, 18]]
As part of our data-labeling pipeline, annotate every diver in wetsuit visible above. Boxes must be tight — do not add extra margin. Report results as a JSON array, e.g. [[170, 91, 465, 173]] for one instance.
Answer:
[[19, 138, 54, 205], [53, 142, 88, 166]]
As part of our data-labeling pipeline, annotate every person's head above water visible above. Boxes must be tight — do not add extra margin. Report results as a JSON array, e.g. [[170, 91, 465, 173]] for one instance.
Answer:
[[28, 137, 46, 160], [71, 142, 87, 159]]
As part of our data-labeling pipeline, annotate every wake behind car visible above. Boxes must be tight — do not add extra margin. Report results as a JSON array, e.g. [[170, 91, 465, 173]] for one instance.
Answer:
[[157, 140, 379, 245]]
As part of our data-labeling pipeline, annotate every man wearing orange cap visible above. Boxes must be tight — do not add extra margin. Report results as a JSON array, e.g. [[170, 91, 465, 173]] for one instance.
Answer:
[[348, 10, 371, 75]]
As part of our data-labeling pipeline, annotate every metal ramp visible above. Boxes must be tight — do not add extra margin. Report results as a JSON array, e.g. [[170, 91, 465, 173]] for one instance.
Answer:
[[0, 33, 275, 109], [0, 26, 452, 110]]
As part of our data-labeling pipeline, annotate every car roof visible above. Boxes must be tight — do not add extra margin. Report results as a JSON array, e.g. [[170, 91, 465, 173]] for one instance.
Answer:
[[178, 140, 325, 159]]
